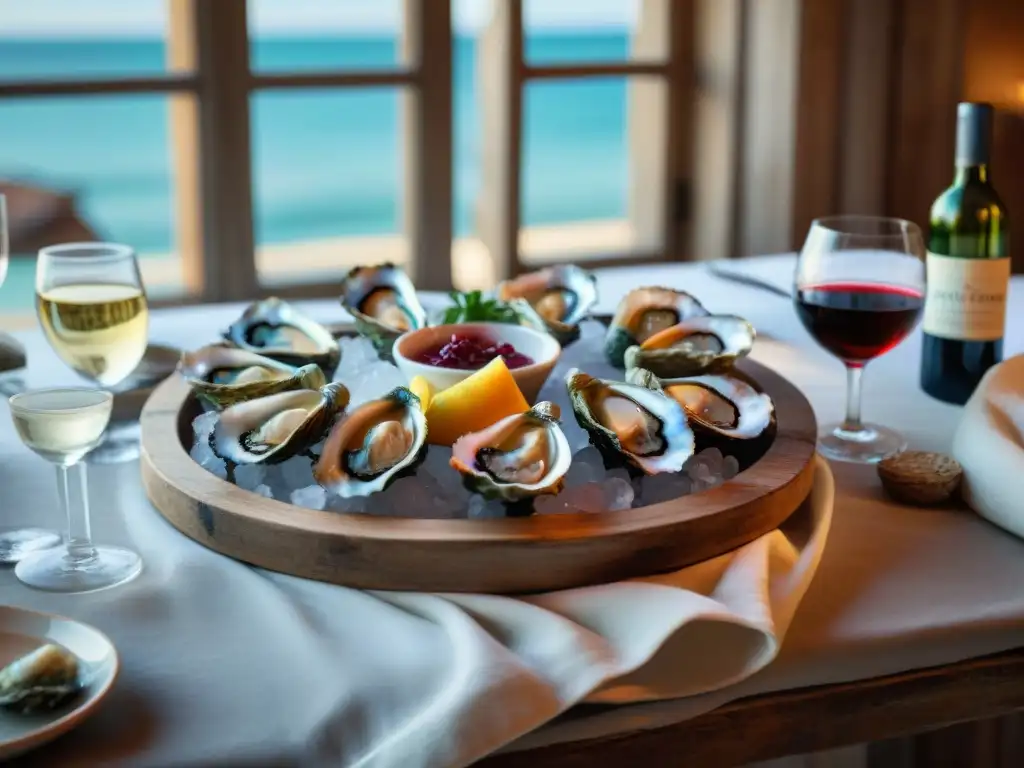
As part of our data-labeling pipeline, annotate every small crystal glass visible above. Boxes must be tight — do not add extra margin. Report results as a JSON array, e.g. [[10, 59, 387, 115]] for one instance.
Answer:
[[8, 387, 142, 592]]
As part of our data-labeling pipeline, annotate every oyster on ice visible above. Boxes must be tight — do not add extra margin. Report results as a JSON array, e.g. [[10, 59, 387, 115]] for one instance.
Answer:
[[622, 314, 755, 378], [222, 297, 340, 375], [178, 344, 327, 410], [566, 368, 695, 475], [450, 401, 571, 503], [212, 383, 349, 465], [604, 287, 709, 368], [314, 387, 427, 498], [340, 263, 428, 360], [0, 643, 82, 714], [496, 265, 598, 346], [627, 367, 775, 448]]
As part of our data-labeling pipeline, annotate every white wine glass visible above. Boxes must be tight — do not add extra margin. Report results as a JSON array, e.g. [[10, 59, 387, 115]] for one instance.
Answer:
[[9, 387, 142, 592], [36, 242, 149, 464], [0, 194, 63, 561]]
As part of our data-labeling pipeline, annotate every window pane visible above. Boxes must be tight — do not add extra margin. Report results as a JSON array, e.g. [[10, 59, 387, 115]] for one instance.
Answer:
[[249, 0, 403, 72], [0, 95, 184, 315], [0, 0, 184, 81], [522, 0, 665, 65], [251, 88, 405, 286], [520, 77, 641, 265]]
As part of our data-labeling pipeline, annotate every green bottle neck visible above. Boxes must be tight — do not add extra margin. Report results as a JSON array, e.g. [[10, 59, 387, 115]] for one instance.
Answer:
[[954, 163, 989, 185]]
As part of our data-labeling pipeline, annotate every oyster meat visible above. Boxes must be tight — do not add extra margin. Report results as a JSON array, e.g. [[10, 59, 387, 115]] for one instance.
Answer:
[[623, 314, 755, 378], [222, 297, 340, 375], [340, 263, 428, 360], [628, 367, 775, 446], [497, 265, 598, 346], [314, 387, 427, 498], [450, 401, 571, 503], [0, 643, 82, 714], [178, 345, 327, 410], [566, 368, 695, 475], [604, 287, 709, 368], [212, 383, 349, 465]]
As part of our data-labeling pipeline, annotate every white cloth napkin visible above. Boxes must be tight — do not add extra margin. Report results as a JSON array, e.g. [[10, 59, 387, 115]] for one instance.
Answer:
[[48, 456, 832, 768], [953, 354, 1024, 537]]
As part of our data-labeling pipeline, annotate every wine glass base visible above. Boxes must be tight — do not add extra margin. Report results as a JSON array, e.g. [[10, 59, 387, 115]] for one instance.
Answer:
[[85, 421, 141, 465], [817, 422, 907, 464], [15, 545, 142, 593], [0, 528, 62, 564]]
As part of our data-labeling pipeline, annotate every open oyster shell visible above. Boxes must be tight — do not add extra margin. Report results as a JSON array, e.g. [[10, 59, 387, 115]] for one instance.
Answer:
[[340, 263, 428, 361], [0, 643, 82, 714], [604, 287, 709, 368], [450, 401, 571, 503], [566, 368, 695, 475], [497, 265, 598, 346], [178, 345, 327, 410], [314, 387, 428, 498], [627, 367, 775, 448], [212, 383, 349, 465], [222, 297, 340, 375], [622, 314, 755, 378]]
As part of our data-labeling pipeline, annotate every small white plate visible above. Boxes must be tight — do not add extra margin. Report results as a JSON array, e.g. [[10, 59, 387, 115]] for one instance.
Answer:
[[0, 606, 118, 761]]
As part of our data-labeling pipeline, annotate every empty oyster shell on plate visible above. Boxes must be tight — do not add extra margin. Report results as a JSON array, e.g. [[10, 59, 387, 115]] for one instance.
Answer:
[[314, 387, 428, 498], [497, 265, 599, 346], [340, 263, 428, 360], [450, 401, 571, 503], [566, 368, 695, 475], [622, 314, 755, 378], [212, 383, 349, 465], [178, 345, 327, 410], [0, 643, 82, 714], [627, 367, 775, 452], [604, 287, 709, 368], [222, 297, 340, 375]]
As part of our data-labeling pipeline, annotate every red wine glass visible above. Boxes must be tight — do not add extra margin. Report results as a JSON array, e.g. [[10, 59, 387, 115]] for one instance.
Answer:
[[794, 216, 926, 463]]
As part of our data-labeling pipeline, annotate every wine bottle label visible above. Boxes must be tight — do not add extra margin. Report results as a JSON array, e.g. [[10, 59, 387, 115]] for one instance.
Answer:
[[922, 252, 1010, 340]]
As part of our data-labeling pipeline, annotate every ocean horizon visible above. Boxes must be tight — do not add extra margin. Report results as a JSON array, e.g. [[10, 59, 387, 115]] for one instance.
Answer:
[[0, 32, 631, 307]]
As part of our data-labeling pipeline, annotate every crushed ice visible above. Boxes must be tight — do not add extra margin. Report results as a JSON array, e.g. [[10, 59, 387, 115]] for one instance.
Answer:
[[189, 328, 743, 518]]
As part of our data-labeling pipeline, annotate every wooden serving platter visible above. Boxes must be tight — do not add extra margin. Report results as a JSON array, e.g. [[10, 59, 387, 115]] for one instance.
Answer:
[[139, 358, 817, 594]]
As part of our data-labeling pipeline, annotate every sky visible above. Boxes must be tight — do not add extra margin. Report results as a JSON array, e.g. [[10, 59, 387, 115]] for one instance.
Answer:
[[0, 0, 637, 37]]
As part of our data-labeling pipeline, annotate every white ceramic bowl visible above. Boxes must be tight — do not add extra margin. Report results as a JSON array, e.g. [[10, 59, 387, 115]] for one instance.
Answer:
[[392, 322, 561, 403]]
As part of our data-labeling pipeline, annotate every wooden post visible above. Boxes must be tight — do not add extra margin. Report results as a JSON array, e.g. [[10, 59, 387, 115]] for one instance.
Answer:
[[402, 0, 453, 291], [168, 0, 257, 302], [475, 0, 524, 282]]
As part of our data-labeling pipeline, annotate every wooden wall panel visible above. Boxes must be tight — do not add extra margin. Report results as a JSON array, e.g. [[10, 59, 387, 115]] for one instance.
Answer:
[[887, 0, 967, 230]]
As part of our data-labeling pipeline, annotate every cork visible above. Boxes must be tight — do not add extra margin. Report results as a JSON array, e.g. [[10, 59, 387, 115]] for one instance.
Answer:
[[877, 451, 963, 506]]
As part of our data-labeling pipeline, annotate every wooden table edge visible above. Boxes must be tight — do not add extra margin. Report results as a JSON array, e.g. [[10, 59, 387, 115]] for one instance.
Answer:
[[477, 646, 1024, 767]]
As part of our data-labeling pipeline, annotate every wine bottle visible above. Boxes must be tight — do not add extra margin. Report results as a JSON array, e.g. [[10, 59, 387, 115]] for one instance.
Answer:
[[920, 102, 1010, 405]]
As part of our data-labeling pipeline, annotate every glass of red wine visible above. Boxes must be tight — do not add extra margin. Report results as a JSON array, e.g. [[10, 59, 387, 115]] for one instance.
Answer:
[[794, 216, 926, 463]]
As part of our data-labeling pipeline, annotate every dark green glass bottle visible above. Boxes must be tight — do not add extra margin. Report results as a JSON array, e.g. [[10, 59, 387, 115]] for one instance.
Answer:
[[920, 102, 1010, 405]]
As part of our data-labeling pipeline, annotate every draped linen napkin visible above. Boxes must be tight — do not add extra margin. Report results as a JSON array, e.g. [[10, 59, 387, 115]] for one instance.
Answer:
[[953, 354, 1024, 537], [36, 457, 833, 768]]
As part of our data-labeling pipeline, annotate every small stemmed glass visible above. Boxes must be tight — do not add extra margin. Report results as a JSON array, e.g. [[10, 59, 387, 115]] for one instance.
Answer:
[[9, 387, 142, 591]]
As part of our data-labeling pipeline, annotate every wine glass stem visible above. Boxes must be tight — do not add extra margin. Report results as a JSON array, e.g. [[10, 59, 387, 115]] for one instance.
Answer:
[[842, 364, 865, 433], [56, 463, 97, 563]]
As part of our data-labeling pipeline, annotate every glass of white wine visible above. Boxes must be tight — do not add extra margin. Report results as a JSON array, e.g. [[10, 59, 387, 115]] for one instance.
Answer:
[[36, 242, 149, 463], [0, 195, 64, 562], [8, 387, 142, 592]]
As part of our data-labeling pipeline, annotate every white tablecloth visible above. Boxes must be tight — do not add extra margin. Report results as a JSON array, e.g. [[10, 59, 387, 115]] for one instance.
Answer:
[[2, 254, 1024, 766]]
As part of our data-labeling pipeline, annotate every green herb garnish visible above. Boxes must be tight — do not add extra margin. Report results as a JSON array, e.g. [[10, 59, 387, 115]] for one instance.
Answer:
[[441, 290, 522, 325]]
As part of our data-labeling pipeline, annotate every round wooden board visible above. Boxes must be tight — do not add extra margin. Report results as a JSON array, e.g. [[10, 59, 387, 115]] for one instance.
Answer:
[[140, 358, 818, 594]]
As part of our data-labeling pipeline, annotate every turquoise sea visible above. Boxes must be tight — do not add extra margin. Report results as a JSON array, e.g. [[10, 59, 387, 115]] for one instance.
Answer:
[[0, 34, 630, 308]]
